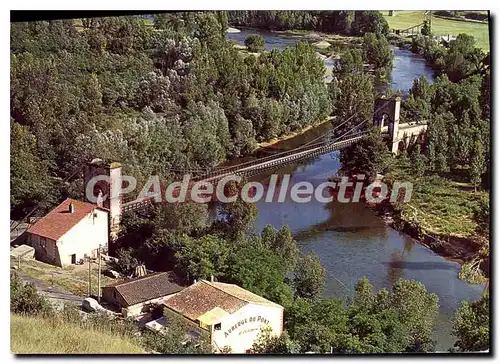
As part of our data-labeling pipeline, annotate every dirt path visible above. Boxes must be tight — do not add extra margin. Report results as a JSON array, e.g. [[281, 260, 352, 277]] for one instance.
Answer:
[[12, 270, 83, 309]]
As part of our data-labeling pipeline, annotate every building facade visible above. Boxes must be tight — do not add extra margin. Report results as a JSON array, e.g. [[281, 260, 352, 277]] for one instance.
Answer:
[[161, 280, 284, 353], [27, 199, 108, 267]]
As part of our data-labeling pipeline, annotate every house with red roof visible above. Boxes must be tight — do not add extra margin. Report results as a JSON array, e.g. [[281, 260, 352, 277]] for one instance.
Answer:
[[26, 198, 109, 267]]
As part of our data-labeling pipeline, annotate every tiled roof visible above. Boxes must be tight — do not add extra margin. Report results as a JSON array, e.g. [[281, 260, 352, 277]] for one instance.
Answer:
[[163, 280, 282, 321], [27, 198, 106, 241], [104, 272, 185, 307], [208, 281, 283, 308]]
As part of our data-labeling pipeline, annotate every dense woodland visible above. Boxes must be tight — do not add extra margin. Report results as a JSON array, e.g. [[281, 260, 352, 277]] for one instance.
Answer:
[[11, 12, 331, 217], [227, 11, 390, 36], [10, 11, 490, 353]]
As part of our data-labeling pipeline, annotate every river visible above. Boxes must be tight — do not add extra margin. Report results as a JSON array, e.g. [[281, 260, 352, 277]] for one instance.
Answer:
[[225, 28, 485, 351]]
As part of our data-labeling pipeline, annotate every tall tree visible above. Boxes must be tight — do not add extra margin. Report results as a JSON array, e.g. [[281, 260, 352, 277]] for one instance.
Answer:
[[293, 252, 326, 299]]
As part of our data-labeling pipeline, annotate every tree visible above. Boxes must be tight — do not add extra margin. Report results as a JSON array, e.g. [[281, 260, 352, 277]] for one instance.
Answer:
[[452, 294, 489, 352], [251, 327, 300, 353], [111, 248, 141, 277], [351, 11, 389, 36], [293, 252, 325, 299], [339, 126, 392, 181], [245, 34, 265, 53], [213, 180, 258, 240], [469, 137, 486, 191], [335, 71, 374, 133], [227, 240, 293, 308], [410, 144, 426, 177], [10, 122, 53, 217], [336, 49, 364, 77], [388, 279, 439, 351], [445, 33, 477, 82], [261, 225, 300, 274], [421, 20, 430, 36], [362, 32, 393, 72], [174, 234, 229, 282], [425, 112, 452, 173]]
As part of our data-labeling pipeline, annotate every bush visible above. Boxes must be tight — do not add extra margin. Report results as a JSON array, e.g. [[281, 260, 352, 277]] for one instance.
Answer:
[[245, 34, 265, 52], [10, 272, 53, 316]]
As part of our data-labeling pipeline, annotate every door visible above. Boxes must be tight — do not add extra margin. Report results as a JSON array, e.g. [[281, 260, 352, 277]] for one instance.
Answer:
[[70, 254, 76, 264]]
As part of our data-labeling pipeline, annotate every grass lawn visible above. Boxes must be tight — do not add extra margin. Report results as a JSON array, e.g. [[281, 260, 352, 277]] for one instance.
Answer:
[[385, 158, 488, 237], [11, 314, 144, 354], [382, 11, 490, 51]]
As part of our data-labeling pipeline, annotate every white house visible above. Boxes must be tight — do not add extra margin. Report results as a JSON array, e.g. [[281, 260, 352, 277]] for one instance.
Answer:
[[161, 280, 284, 353], [26, 198, 108, 267]]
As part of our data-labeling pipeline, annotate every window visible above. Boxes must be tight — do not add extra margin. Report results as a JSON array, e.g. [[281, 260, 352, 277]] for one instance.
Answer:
[[40, 237, 46, 248], [214, 323, 221, 331]]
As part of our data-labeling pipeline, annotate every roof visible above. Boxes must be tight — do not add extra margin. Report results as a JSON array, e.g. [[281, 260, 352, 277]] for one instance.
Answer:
[[208, 281, 283, 308], [103, 272, 185, 307], [163, 280, 283, 322], [27, 198, 107, 241]]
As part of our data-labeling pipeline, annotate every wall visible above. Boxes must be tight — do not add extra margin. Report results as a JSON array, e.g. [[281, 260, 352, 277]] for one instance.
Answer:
[[210, 303, 283, 353], [101, 287, 127, 309], [394, 123, 428, 153], [56, 208, 108, 267], [29, 234, 60, 266]]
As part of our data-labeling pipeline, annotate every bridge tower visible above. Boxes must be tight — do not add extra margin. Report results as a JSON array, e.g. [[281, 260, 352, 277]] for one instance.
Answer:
[[373, 96, 401, 155], [83, 159, 123, 243]]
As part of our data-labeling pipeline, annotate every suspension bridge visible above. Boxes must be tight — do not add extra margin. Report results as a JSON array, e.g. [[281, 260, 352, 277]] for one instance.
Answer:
[[12, 97, 427, 238]]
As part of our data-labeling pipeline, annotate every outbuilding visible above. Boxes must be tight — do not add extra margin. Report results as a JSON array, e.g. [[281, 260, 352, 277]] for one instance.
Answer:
[[101, 271, 185, 317]]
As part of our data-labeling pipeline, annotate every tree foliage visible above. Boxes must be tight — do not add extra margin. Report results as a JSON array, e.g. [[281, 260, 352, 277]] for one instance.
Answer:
[[452, 294, 489, 352], [244, 34, 265, 52], [228, 11, 389, 36], [10, 13, 331, 215], [293, 252, 325, 299], [339, 126, 392, 181], [10, 273, 53, 316]]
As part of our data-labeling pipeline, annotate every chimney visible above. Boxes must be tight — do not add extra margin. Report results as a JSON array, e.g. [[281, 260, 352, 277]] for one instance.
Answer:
[[193, 279, 197, 284], [210, 275, 214, 282], [69, 203, 74, 214]]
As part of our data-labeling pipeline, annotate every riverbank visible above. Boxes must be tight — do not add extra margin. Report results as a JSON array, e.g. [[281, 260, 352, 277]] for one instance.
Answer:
[[374, 158, 489, 283], [255, 117, 334, 150]]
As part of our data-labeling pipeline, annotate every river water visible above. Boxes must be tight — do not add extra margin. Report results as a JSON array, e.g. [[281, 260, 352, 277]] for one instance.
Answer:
[[226, 29, 485, 351]]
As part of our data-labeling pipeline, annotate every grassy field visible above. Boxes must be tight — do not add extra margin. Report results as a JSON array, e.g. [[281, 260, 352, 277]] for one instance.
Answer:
[[11, 314, 144, 354], [385, 158, 488, 237], [383, 11, 490, 51]]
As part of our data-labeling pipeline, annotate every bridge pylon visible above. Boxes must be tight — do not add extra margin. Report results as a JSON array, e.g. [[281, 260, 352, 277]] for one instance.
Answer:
[[83, 159, 123, 242], [373, 96, 401, 155]]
